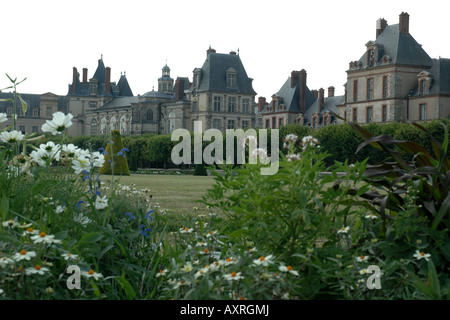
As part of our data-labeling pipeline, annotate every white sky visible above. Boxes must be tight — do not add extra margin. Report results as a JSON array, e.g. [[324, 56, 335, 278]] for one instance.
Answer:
[[1, 0, 449, 101]]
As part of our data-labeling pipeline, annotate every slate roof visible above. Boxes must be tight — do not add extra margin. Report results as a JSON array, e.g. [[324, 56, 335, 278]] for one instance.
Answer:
[[303, 95, 345, 123], [190, 52, 257, 95], [0, 92, 67, 116], [93, 96, 139, 111], [357, 24, 433, 68], [261, 77, 316, 114], [117, 74, 133, 97]]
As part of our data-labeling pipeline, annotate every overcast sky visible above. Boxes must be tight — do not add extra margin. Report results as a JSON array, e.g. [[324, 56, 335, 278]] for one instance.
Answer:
[[1, 0, 449, 101]]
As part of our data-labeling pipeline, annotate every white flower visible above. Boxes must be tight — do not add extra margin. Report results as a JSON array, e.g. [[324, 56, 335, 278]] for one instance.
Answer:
[[74, 213, 92, 226], [206, 230, 218, 238], [365, 213, 378, 220], [180, 262, 194, 273], [156, 269, 168, 278], [413, 250, 431, 261], [82, 269, 103, 280], [0, 130, 24, 144], [95, 195, 108, 210], [356, 255, 369, 262], [2, 219, 19, 228], [243, 135, 258, 148], [279, 265, 299, 276], [180, 227, 193, 234], [61, 252, 79, 261], [253, 255, 274, 266], [71, 157, 90, 174], [89, 151, 105, 168], [62, 144, 80, 158], [13, 250, 36, 261], [251, 148, 269, 164], [30, 149, 47, 167], [337, 226, 350, 234], [25, 264, 50, 275], [22, 227, 40, 236], [286, 154, 301, 162], [284, 134, 298, 143], [223, 271, 244, 281], [0, 256, 15, 268], [41, 111, 73, 135], [31, 232, 61, 245], [55, 205, 65, 213], [0, 113, 7, 123]]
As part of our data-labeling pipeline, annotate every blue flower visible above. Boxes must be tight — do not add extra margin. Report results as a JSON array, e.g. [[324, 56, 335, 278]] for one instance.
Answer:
[[145, 209, 155, 220], [117, 148, 129, 158], [82, 170, 90, 182], [125, 212, 135, 221], [98, 148, 108, 155], [96, 173, 101, 182], [140, 224, 152, 239], [76, 200, 85, 210]]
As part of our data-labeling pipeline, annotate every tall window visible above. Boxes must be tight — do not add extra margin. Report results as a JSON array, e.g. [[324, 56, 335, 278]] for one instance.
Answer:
[[278, 118, 284, 128], [419, 104, 426, 120], [242, 99, 249, 114], [367, 107, 373, 123], [227, 97, 236, 113], [226, 70, 237, 88], [213, 97, 221, 112], [265, 119, 270, 129], [192, 101, 198, 112], [352, 108, 358, 122], [46, 107, 52, 117], [213, 119, 221, 129], [382, 76, 388, 99], [33, 109, 39, 117], [227, 120, 235, 129], [91, 119, 98, 135], [353, 80, 358, 102], [272, 117, 276, 129], [19, 125, 25, 134], [367, 49, 375, 67], [147, 110, 153, 122], [382, 105, 387, 122], [32, 126, 39, 133], [324, 115, 328, 126], [242, 120, 249, 129], [367, 78, 374, 100], [419, 80, 426, 95]]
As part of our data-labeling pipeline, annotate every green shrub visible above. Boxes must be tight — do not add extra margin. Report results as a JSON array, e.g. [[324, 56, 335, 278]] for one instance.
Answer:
[[100, 130, 130, 175]]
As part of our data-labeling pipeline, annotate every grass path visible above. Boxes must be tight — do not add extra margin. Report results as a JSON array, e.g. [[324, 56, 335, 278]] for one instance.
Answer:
[[106, 174, 216, 216]]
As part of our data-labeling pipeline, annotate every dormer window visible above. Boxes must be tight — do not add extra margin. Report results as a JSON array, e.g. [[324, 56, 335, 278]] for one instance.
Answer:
[[89, 79, 98, 96], [192, 69, 201, 90], [226, 68, 237, 88], [367, 49, 375, 67], [417, 71, 432, 96]]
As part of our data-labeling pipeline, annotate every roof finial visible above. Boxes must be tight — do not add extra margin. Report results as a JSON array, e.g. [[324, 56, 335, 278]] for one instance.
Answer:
[[237, 47, 240, 55], [101, 54, 103, 60]]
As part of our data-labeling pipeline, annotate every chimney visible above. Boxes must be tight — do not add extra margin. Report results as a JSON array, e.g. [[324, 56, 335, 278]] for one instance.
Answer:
[[258, 96, 267, 112], [175, 78, 185, 101], [291, 70, 300, 88], [311, 89, 318, 100], [399, 12, 409, 35], [82, 68, 88, 84], [229, 51, 236, 55], [207, 46, 216, 58], [72, 67, 78, 94], [318, 88, 325, 114], [105, 67, 111, 95], [299, 69, 307, 114], [328, 86, 335, 97], [376, 18, 388, 38]]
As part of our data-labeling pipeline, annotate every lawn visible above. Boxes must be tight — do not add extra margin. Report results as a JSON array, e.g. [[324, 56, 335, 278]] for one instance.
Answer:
[[103, 174, 216, 216]]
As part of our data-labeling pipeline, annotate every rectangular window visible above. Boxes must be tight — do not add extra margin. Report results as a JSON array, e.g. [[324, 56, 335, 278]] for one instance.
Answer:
[[213, 97, 221, 112], [7, 107, 12, 116], [227, 73, 236, 88], [278, 118, 284, 127], [33, 109, 39, 117], [353, 80, 358, 102], [272, 117, 276, 129], [227, 97, 236, 113], [367, 107, 373, 123], [213, 119, 221, 129], [419, 104, 426, 120], [242, 99, 249, 114], [367, 49, 375, 67], [192, 101, 198, 112], [19, 125, 25, 134], [419, 80, 426, 95], [32, 126, 39, 133], [312, 117, 317, 128], [324, 116, 328, 126], [382, 105, 387, 122], [90, 102, 97, 108], [367, 78, 374, 100], [242, 120, 249, 129], [352, 108, 358, 122], [46, 107, 52, 117], [382, 76, 388, 99], [227, 120, 235, 129], [265, 119, 270, 129]]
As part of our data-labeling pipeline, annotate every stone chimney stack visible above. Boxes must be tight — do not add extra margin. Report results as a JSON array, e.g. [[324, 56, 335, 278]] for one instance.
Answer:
[[105, 67, 111, 95], [229, 51, 237, 55], [291, 70, 300, 88], [207, 46, 216, 58], [399, 12, 410, 35], [376, 18, 388, 38], [72, 67, 78, 94], [299, 69, 307, 114], [175, 78, 185, 101], [318, 88, 325, 114], [328, 86, 335, 97], [82, 68, 88, 84], [311, 89, 318, 100], [258, 96, 267, 112]]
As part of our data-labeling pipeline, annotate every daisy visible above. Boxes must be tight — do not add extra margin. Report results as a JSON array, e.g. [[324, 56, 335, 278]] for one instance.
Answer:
[[22, 227, 40, 236], [156, 269, 168, 278], [25, 264, 50, 275], [337, 226, 350, 234], [31, 232, 61, 245], [356, 255, 369, 262], [206, 230, 218, 238], [61, 252, 79, 261], [55, 205, 65, 213], [180, 262, 194, 273], [2, 219, 19, 228], [41, 111, 73, 135], [413, 250, 431, 261], [223, 271, 244, 281], [180, 227, 193, 234], [0, 130, 25, 144], [13, 250, 36, 261], [222, 257, 238, 266], [365, 213, 378, 220], [0, 256, 14, 268], [253, 255, 274, 267], [279, 265, 299, 276], [82, 269, 103, 280], [94, 195, 108, 210]]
